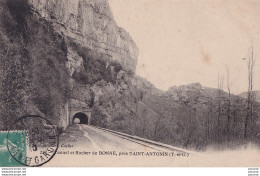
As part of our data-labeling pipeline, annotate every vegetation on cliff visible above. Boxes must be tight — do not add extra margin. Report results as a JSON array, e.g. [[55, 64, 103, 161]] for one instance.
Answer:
[[90, 76, 260, 150], [0, 0, 70, 129], [69, 46, 260, 150]]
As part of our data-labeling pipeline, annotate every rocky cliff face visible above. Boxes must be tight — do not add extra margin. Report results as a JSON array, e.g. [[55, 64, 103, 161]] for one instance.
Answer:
[[0, 0, 138, 131], [0, 0, 71, 129], [28, 0, 138, 72]]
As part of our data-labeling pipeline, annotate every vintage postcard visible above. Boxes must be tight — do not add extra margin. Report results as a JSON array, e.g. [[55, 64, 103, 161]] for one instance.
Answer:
[[0, 0, 260, 167]]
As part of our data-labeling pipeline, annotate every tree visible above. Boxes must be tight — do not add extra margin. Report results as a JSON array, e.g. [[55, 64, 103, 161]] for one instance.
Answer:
[[226, 67, 231, 142], [153, 113, 160, 139], [206, 101, 213, 143], [244, 42, 255, 140], [217, 73, 224, 143]]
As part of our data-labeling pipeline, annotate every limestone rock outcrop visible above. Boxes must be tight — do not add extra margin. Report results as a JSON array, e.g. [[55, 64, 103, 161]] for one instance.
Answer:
[[28, 0, 139, 72]]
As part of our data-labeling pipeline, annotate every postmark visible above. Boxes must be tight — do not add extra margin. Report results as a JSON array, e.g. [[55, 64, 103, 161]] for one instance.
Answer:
[[6, 115, 59, 167]]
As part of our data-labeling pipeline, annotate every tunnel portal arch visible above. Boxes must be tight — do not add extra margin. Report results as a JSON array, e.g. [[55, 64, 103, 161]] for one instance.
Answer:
[[73, 112, 89, 124], [63, 99, 92, 128]]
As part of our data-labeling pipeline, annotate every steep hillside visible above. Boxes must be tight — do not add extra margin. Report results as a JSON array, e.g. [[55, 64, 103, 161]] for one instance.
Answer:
[[91, 78, 260, 149], [0, 0, 138, 130], [0, 0, 70, 129]]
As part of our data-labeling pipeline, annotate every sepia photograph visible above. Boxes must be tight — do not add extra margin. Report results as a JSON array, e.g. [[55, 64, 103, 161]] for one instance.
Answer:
[[0, 0, 260, 167]]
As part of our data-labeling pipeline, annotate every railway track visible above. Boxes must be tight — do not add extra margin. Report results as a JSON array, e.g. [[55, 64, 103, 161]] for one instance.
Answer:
[[89, 125, 198, 156]]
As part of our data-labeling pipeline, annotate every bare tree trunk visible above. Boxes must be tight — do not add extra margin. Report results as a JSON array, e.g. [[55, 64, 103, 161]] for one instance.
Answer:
[[217, 73, 224, 143], [232, 107, 238, 140], [154, 115, 160, 139], [206, 111, 210, 143], [244, 42, 255, 140], [217, 103, 221, 143], [226, 67, 231, 142]]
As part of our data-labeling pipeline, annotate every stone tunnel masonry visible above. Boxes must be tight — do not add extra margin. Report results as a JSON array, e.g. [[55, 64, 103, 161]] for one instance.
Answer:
[[65, 98, 92, 128]]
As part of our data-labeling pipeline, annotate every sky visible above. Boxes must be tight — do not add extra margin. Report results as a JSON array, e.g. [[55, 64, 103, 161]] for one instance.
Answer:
[[109, 0, 260, 94]]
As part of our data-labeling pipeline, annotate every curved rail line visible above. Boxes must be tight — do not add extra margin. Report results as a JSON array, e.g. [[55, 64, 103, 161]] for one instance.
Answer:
[[89, 125, 198, 156]]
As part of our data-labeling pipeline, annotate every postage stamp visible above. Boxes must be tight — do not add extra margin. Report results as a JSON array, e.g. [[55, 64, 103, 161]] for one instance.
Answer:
[[0, 131, 27, 167], [5, 115, 59, 167]]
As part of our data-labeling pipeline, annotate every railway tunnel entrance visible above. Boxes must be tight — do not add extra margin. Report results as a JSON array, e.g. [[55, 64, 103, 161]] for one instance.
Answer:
[[73, 112, 88, 124], [61, 99, 92, 130]]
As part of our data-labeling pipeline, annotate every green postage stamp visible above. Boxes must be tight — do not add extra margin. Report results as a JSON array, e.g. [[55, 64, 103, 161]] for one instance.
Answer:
[[0, 131, 27, 167]]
